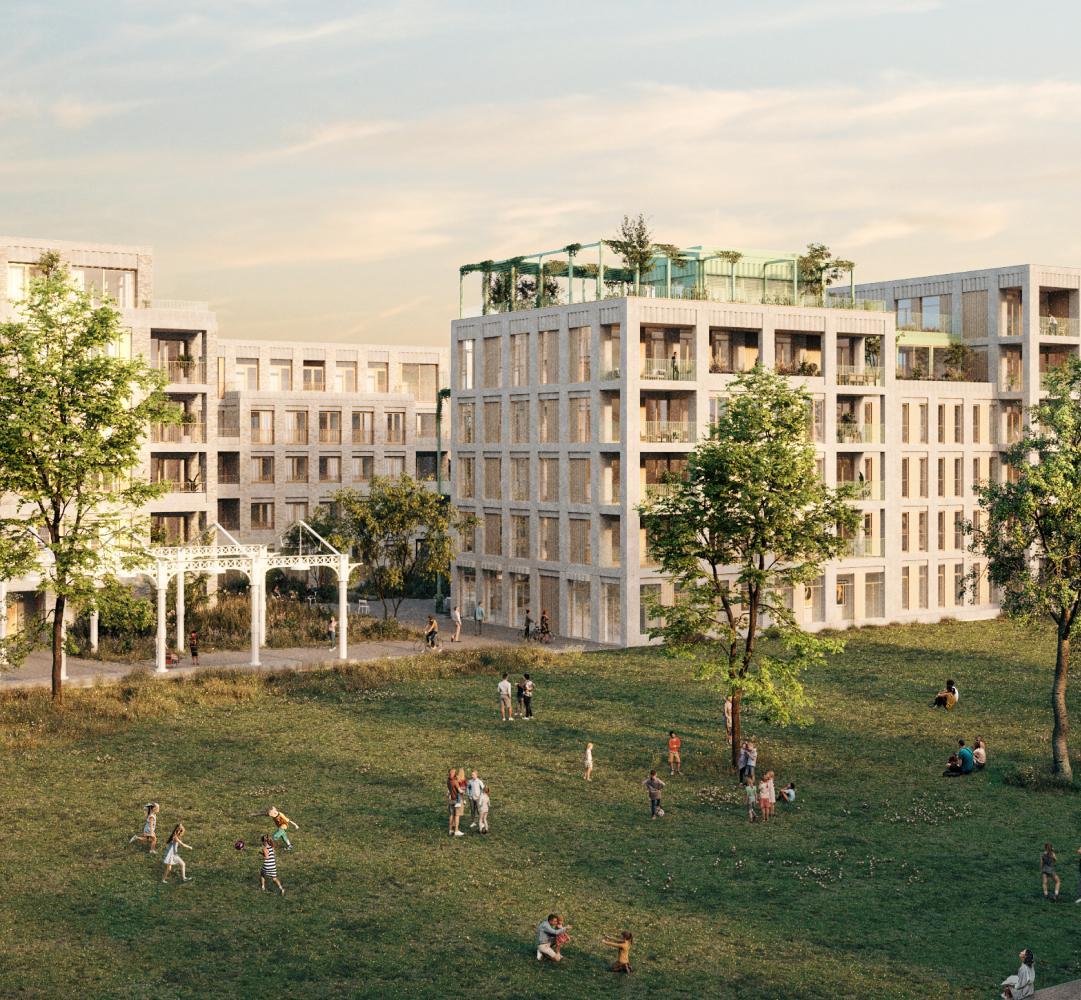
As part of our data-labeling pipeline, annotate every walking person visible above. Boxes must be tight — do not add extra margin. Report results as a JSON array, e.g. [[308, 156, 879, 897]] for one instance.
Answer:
[[744, 776, 759, 822], [189, 631, 199, 666], [467, 770, 484, 828], [642, 770, 665, 819], [130, 802, 160, 853], [328, 615, 337, 650], [1041, 843, 1060, 900], [497, 672, 514, 721], [478, 786, 490, 834], [583, 743, 593, 781], [259, 834, 285, 894], [668, 731, 683, 775], [522, 674, 535, 719], [161, 824, 193, 884], [474, 603, 485, 635], [736, 741, 749, 783], [251, 806, 299, 851], [451, 605, 462, 642], [447, 768, 465, 837], [539, 609, 551, 644], [523, 608, 534, 640]]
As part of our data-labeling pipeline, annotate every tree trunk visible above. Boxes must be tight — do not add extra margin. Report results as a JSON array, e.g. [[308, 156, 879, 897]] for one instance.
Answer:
[[1052, 627, 1072, 779], [730, 686, 743, 770], [51, 594, 65, 706]]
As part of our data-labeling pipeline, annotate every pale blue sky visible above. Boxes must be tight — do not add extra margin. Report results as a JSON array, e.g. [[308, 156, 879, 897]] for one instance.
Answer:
[[3, 1, 1081, 345]]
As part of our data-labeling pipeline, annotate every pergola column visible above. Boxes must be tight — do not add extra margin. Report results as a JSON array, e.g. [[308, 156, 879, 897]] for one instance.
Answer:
[[90, 610, 99, 652], [338, 553, 349, 660], [250, 575, 261, 667], [156, 569, 168, 673], [176, 556, 186, 651]]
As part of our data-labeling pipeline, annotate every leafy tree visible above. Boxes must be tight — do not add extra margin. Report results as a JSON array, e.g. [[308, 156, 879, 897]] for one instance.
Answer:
[[603, 214, 655, 277], [298, 476, 478, 620], [798, 243, 855, 298], [637, 366, 860, 766], [0, 252, 174, 703], [969, 357, 1081, 780], [93, 577, 157, 637], [940, 340, 975, 381]]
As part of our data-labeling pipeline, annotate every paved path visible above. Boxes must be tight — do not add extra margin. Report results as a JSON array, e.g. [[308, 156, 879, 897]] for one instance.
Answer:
[[0, 599, 609, 691], [1035, 980, 1081, 999]]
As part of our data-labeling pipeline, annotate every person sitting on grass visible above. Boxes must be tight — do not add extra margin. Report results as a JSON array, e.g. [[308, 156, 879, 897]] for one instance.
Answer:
[[603, 931, 633, 973], [1001, 947, 1035, 998], [779, 782, 796, 803], [537, 913, 567, 962], [931, 678, 960, 709], [943, 739, 974, 777], [974, 738, 987, 769]]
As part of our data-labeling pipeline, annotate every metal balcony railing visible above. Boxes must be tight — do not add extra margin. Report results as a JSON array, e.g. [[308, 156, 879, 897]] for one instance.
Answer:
[[837, 366, 884, 387], [319, 429, 342, 444], [352, 431, 374, 445], [847, 537, 885, 557], [837, 422, 885, 444], [151, 422, 207, 444], [1040, 316, 1079, 338], [286, 473, 309, 484], [218, 423, 240, 438], [154, 480, 206, 493], [151, 299, 209, 312], [641, 421, 694, 444], [640, 359, 696, 381], [217, 470, 240, 484], [856, 480, 886, 500], [156, 360, 207, 384], [284, 429, 308, 445], [250, 428, 274, 444], [301, 381, 325, 391]]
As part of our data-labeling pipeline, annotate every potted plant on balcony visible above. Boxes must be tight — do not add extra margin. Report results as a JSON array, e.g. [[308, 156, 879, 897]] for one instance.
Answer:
[[839, 412, 858, 442], [175, 352, 195, 368]]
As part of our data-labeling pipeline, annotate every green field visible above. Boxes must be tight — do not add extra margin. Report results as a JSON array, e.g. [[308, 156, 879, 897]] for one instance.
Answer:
[[1, 619, 1079, 999]]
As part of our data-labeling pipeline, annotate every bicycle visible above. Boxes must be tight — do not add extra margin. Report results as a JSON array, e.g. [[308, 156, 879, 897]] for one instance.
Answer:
[[413, 632, 443, 655]]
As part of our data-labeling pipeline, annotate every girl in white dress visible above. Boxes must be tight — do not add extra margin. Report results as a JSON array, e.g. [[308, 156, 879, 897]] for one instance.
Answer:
[[161, 824, 193, 884], [130, 803, 159, 853], [583, 743, 594, 781]]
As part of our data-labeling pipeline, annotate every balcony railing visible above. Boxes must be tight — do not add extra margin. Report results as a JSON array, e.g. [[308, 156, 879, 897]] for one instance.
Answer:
[[1040, 316, 1079, 337], [640, 359, 697, 381], [352, 431, 374, 445], [301, 381, 325, 391], [156, 360, 207, 384], [847, 537, 885, 557], [837, 422, 885, 444], [250, 428, 274, 444], [837, 366, 884, 387], [641, 421, 694, 444], [601, 368, 621, 381], [609, 482, 621, 505], [897, 314, 955, 335], [283, 429, 308, 445], [153, 480, 206, 493], [151, 299, 209, 312], [218, 423, 240, 438], [151, 422, 207, 444], [319, 429, 342, 444], [606, 421, 621, 443], [286, 473, 309, 484], [217, 470, 240, 484], [1000, 372, 1022, 392], [856, 480, 886, 500]]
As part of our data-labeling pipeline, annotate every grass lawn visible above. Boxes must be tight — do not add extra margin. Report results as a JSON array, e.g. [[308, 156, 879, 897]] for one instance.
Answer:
[[1, 618, 1079, 999]]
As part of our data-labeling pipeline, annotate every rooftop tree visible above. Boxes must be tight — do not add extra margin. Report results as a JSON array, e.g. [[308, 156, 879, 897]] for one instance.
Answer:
[[637, 365, 860, 767], [0, 251, 174, 703]]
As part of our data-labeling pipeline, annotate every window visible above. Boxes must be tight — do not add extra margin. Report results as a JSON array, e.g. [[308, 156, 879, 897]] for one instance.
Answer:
[[385, 455, 404, 477], [602, 581, 621, 643], [484, 401, 502, 444], [285, 410, 307, 444], [540, 398, 559, 443], [484, 337, 502, 388], [806, 398, 824, 442], [66, 266, 135, 307], [236, 359, 258, 391], [251, 503, 274, 530], [569, 518, 591, 565], [484, 457, 502, 500], [918, 512, 928, 551], [919, 404, 928, 443], [805, 575, 825, 623], [571, 396, 591, 443], [989, 404, 998, 444], [511, 400, 529, 444], [286, 502, 307, 525], [954, 404, 963, 443], [303, 364, 324, 391], [937, 404, 945, 444], [540, 516, 559, 561], [902, 458, 909, 498], [352, 455, 373, 482], [251, 457, 274, 483], [458, 403, 474, 444], [319, 456, 341, 482], [954, 511, 964, 550], [270, 362, 291, 391], [919, 564, 929, 608], [938, 564, 946, 607], [386, 411, 405, 444], [540, 330, 558, 385], [251, 410, 273, 444], [640, 584, 662, 633], [366, 362, 387, 393], [989, 456, 999, 483], [458, 340, 475, 391], [512, 458, 529, 501], [901, 403, 909, 443], [972, 562, 982, 604], [484, 513, 503, 556], [938, 511, 946, 550], [400, 363, 438, 401], [417, 412, 436, 439], [539, 457, 558, 502], [286, 456, 307, 483], [569, 458, 591, 504], [919, 458, 928, 498], [512, 573, 531, 628], [973, 405, 981, 444], [570, 327, 590, 382], [512, 515, 530, 558], [836, 573, 854, 620], [865, 572, 885, 619], [603, 516, 621, 567], [335, 363, 356, 393], [319, 411, 341, 444], [901, 566, 910, 610], [569, 580, 591, 638], [963, 290, 988, 340], [483, 569, 504, 624], [353, 411, 373, 445], [511, 334, 528, 386], [896, 298, 915, 328], [938, 458, 945, 497], [459, 514, 475, 553], [459, 456, 475, 499], [954, 458, 962, 497], [973, 457, 980, 489], [901, 512, 909, 552]]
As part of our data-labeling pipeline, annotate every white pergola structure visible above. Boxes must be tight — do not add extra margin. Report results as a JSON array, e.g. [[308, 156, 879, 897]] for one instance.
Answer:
[[139, 521, 358, 673]]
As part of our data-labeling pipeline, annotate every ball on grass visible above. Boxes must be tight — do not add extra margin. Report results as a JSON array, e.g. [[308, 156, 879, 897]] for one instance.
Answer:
[[656, 809, 664, 817], [235, 840, 245, 850]]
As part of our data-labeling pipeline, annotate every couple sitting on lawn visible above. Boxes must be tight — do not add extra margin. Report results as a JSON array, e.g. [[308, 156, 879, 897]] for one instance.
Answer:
[[942, 738, 986, 777]]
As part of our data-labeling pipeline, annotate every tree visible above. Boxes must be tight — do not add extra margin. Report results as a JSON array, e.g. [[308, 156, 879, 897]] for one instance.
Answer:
[[0, 252, 174, 703], [637, 365, 860, 767], [603, 214, 655, 278], [969, 357, 1081, 780], [301, 476, 478, 620], [798, 243, 855, 298]]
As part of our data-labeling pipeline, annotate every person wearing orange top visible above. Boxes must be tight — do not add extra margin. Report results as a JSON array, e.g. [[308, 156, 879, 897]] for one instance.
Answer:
[[668, 732, 683, 776], [251, 806, 299, 851]]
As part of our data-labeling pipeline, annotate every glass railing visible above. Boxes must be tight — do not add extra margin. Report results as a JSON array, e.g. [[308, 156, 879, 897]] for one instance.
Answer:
[[641, 421, 694, 444], [217, 470, 240, 484], [218, 424, 240, 438], [837, 423, 885, 444], [776, 361, 821, 377], [837, 366, 884, 387], [1000, 372, 1022, 392], [1040, 316, 1079, 337], [151, 422, 206, 444], [151, 299, 209, 312], [156, 360, 207, 384], [640, 359, 697, 381], [154, 480, 206, 493], [897, 314, 955, 335], [601, 368, 621, 381], [847, 537, 885, 557], [857, 481, 886, 500]]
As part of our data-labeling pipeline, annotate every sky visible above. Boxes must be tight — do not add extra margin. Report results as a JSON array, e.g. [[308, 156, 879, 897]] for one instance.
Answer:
[[3, 0, 1081, 347]]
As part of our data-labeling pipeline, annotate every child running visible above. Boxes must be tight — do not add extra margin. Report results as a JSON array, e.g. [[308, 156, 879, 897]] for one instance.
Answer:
[[251, 806, 299, 851], [744, 776, 758, 822], [1042, 842, 1060, 901], [603, 931, 634, 973], [260, 834, 285, 894], [130, 802, 159, 853], [478, 786, 491, 834], [161, 824, 192, 884], [583, 743, 594, 781]]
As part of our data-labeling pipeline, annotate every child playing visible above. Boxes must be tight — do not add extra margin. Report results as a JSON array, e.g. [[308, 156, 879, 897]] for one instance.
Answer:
[[467, 770, 484, 828], [583, 743, 594, 781], [478, 786, 491, 834], [668, 732, 683, 776], [1042, 842, 1060, 900], [758, 774, 772, 822], [251, 806, 299, 851], [260, 834, 284, 894], [189, 631, 199, 666], [161, 824, 192, 883], [779, 782, 796, 803], [603, 931, 634, 973], [745, 742, 758, 781], [764, 770, 776, 820], [130, 802, 159, 853], [744, 777, 758, 822]]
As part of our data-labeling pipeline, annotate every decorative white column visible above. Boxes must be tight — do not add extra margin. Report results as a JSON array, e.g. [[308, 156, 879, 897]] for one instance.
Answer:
[[250, 579, 261, 667], [176, 558, 186, 651], [59, 615, 67, 681], [338, 553, 349, 660], [90, 611, 99, 652], [156, 577, 168, 673], [0, 580, 6, 643]]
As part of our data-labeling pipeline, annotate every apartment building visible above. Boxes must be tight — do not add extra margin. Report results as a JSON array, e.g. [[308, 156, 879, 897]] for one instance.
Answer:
[[0, 236, 447, 626], [448, 244, 1013, 647]]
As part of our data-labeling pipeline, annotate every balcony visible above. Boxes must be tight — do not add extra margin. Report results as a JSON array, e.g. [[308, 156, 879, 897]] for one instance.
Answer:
[[776, 361, 821, 378], [641, 421, 694, 444], [301, 381, 325, 392], [217, 470, 240, 485], [251, 428, 274, 444], [156, 360, 207, 385], [151, 421, 207, 444], [319, 429, 342, 444], [154, 480, 207, 494], [284, 429, 308, 445], [847, 537, 885, 558], [1040, 316, 1079, 338], [836, 366, 884, 387], [286, 473, 309, 484], [837, 422, 885, 445], [606, 421, 621, 443], [1000, 372, 1022, 393], [856, 480, 886, 500], [640, 359, 696, 382], [151, 299, 209, 312], [601, 369, 621, 381], [218, 423, 240, 438], [352, 431, 374, 445]]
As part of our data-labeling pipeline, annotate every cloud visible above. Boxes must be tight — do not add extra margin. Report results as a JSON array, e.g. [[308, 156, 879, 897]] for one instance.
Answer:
[[51, 98, 146, 129]]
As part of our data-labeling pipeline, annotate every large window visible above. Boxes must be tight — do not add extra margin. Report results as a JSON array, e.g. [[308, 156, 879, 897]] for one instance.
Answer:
[[319, 411, 341, 444], [303, 364, 325, 391], [284, 410, 307, 444], [366, 362, 388, 393], [458, 403, 475, 444], [250, 410, 273, 444], [569, 580, 591, 638], [251, 457, 274, 483], [335, 363, 356, 393], [319, 456, 341, 482], [270, 362, 291, 391], [352, 455, 373, 482], [236, 359, 259, 391], [458, 340, 474, 391], [386, 411, 405, 444], [287, 456, 307, 483], [251, 503, 274, 530], [353, 411, 373, 445]]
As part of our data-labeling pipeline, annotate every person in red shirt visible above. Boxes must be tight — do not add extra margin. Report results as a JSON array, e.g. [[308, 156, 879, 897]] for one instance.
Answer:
[[668, 732, 683, 776]]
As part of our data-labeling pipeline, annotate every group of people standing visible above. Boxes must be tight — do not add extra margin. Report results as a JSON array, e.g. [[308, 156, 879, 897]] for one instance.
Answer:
[[446, 768, 491, 836], [496, 672, 536, 720]]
